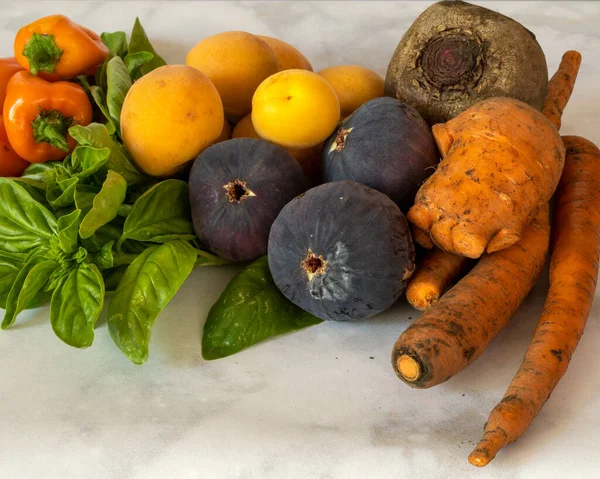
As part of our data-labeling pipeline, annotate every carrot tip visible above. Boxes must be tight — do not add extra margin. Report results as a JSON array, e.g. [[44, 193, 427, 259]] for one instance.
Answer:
[[397, 354, 421, 382], [468, 452, 490, 467]]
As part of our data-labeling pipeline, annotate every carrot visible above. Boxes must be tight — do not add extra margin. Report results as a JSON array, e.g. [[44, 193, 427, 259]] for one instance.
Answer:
[[542, 51, 582, 131], [407, 51, 582, 258], [392, 204, 550, 388], [406, 249, 471, 311], [468, 136, 600, 467], [412, 225, 434, 250]]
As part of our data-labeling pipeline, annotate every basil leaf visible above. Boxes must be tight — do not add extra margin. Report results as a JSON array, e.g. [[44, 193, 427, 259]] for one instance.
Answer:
[[101, 31, 128, 58], [46, 176, 78, 209], [69, 123, 143, 185], [94, 241, 115, 271], [202, 256, 322, 360], [124, 51, 153, 80], [56, 209, 81, 254], [0, 178, 57, 253], [50, 263, 105, 348], [120, 180, 194, 246], [11, 178, 48, 205], [108, 240, 197, 364], [128, 18, 166, 75], [2, 258, 57, 329], [89, 86, 116, 135], [0, 250, 26, 309], [80, 170, 127, 239], [71, 146, 111, 179], [21, 161, 63, 183], [106, 56, 132, 135]]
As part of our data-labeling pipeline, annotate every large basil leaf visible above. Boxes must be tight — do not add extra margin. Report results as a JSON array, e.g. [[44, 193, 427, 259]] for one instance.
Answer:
[[101, 31, 128, 58], [0, 178, 57, 253], [11, 178, 48, 205], [56, 209, 81, 254], [128, 18, 166, 75], [124, 51, 153, 80], [2, 258, 57, 329], [108, 240, 197, 364], [119, 180, 194, 246], [69, 123, 144, 185], [79, 170, 127, 239], [50, 263, 105, 348], [106, 56, 132, 134], [202, 256, 322, 360], [0, 250, 26, 309]]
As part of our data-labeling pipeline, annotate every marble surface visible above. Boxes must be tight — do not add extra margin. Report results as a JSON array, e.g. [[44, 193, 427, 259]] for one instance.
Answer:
[[1, 1, 600, 478]]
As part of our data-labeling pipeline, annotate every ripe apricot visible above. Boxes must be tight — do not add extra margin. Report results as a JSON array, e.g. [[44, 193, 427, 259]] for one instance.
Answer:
[[121, 65, 224, 177], [318, 65, 384, 118], [257, 36, 312, 72], [252, 69, 340, 149], [231, 113, 260, 139], [232, 113, 321, 180], [186, 31, 278, 119]]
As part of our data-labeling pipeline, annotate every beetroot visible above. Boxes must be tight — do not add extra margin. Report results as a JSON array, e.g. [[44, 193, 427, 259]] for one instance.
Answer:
[[384, 0, 548, 125]]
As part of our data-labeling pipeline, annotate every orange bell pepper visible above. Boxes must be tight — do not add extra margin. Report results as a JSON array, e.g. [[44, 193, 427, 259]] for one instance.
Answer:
[[3, 71, 93, 163], [14, 15, 108, 81], [0, 117, 29, 177], [0, 58, 24, 109]]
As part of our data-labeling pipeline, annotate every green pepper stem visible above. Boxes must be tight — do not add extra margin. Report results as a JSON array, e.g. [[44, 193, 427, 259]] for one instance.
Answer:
[[31, 109, 73, 152], [22, 32, 63, 76]]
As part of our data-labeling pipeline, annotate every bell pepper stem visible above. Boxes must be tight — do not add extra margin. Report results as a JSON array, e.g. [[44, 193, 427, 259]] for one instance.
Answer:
[[31, 109, 73, 152], [22, 32, 63, 76]]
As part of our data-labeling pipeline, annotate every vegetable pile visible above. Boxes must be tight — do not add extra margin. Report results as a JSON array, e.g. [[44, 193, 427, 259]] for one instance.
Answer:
[[0, 1, 597, 467]]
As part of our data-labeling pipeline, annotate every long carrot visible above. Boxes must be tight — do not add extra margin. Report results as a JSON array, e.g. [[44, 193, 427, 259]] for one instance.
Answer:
[[391, 50, 582, 388], [542, 51, 582, 131], [406, 249, 471, 311], [392, 205, 550, 387], [469, 136, 600, 467]]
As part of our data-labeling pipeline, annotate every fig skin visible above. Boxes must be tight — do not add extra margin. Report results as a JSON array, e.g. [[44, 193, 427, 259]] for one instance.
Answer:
[[268, 181, 415, 321], [384, 0, 548, 125], [189, 138, 308, 262], [321, 97, 439, 212]]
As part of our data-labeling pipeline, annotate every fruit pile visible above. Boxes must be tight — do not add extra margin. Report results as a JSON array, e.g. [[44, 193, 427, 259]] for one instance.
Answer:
[[0, 1, 598, 467]]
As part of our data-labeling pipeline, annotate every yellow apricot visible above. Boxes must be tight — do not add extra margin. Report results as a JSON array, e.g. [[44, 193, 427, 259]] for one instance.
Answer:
[[233, 113, 322, 180], [318, 65, 384, 118], [258, 35, 312, 72], [121, 65, 224, 177], [232, 113, 260, 139], [252, 69, 340, 149], [186, 31, 278, 119]]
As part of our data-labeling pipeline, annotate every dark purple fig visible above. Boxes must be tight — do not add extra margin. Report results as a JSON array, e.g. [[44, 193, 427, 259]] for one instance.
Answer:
[[268, 181, 415, 321], [189, 138, 307, 262], [321, 97, 439, 212]]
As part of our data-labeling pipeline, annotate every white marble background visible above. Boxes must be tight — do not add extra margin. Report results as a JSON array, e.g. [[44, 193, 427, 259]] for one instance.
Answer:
[[1, 2, 599, 478]]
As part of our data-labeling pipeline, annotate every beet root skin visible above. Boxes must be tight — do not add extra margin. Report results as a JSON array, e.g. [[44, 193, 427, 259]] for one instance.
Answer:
[[321, 97, 439, 212], [189, 138, 308, 262], [268, 181, 415, 321], [384, 0, 548, 125]]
